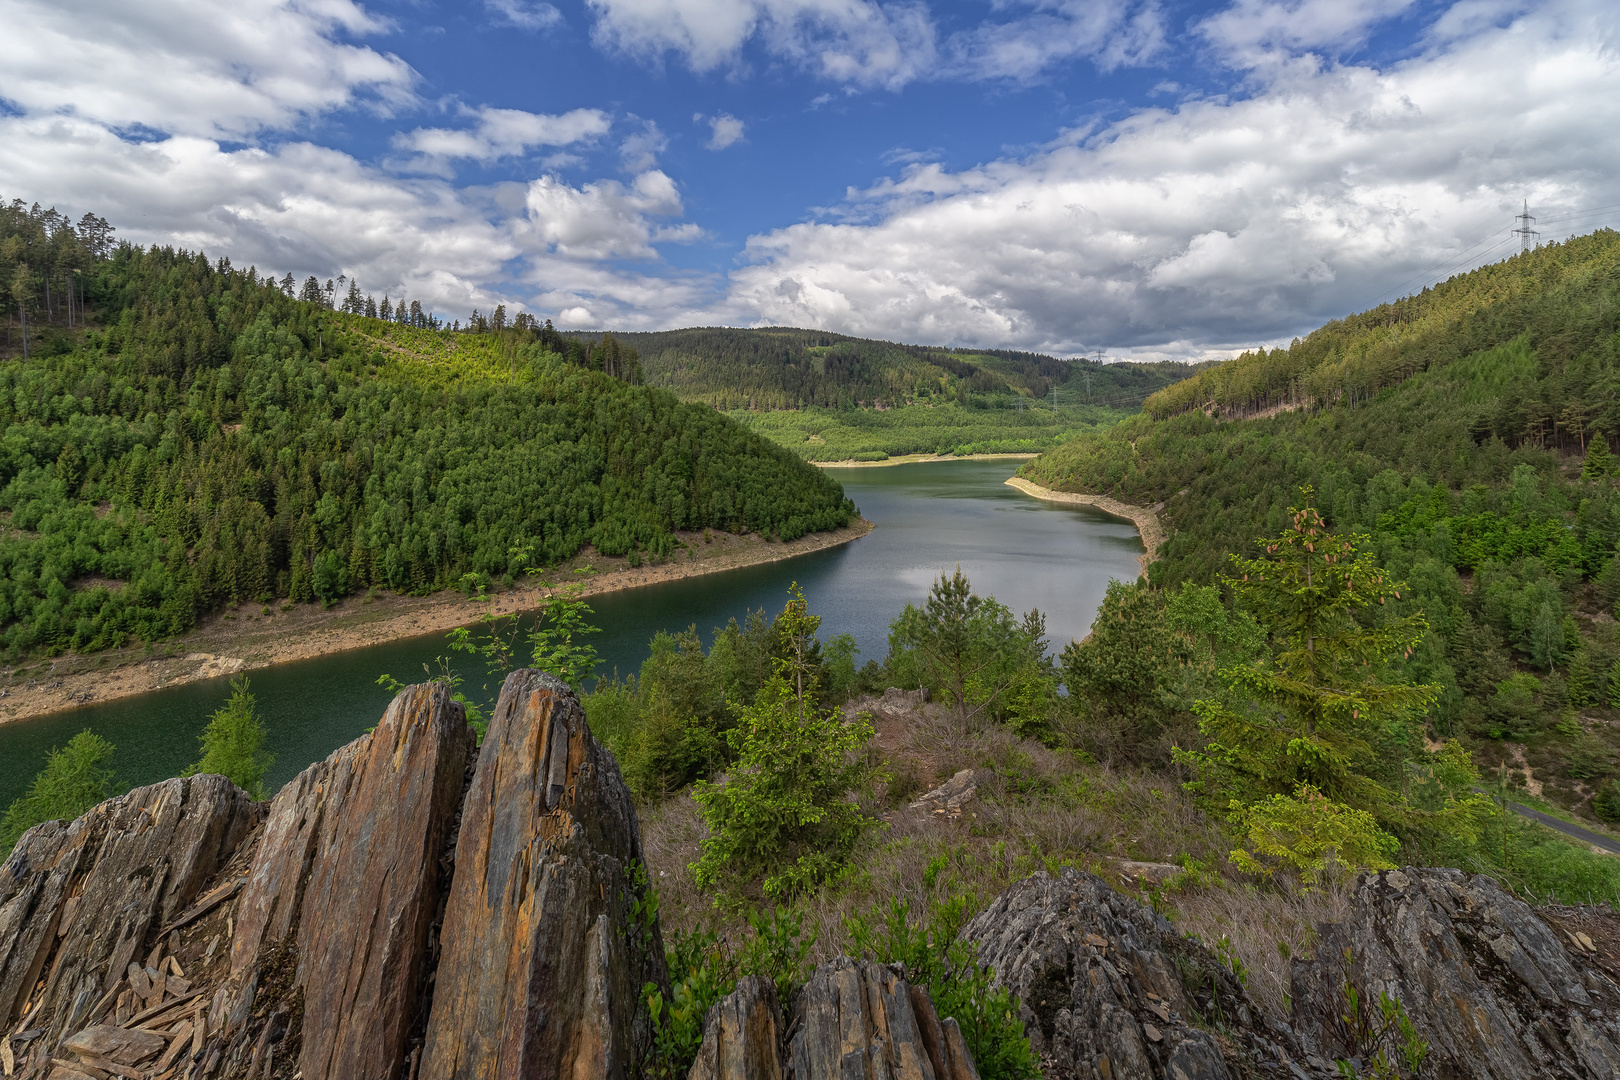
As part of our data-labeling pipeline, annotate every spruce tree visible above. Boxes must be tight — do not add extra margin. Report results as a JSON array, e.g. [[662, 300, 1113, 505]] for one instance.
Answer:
[[1, 730, 115, 854]]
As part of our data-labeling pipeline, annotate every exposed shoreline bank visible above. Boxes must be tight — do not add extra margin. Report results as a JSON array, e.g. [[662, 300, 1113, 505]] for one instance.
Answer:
[[812, 452, 1038, 469], [1002, 476, 1164, 576], [0, 519, 874, 726]]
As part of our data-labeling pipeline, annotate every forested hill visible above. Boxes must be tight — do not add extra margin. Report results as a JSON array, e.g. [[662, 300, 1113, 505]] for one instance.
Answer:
[[1023, 228, 1620, 818], [0, 223, 854, 657], [584, 326, 1203, 411]]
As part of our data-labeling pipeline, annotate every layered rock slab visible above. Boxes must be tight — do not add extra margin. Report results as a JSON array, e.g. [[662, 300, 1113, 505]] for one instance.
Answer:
[[961, 867, 1296, 1080], [0, 774, 258, 1049], [1289, 867, 1620, 1080], [420, 669, 667, 1080], [207, 680, 473, 1080], [689, 960, 979, 1080]]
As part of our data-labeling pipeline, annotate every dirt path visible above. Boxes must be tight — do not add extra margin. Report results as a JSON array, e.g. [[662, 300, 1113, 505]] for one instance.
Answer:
[[1002, 476, 1164, 576], [0, 519, 873, 726]]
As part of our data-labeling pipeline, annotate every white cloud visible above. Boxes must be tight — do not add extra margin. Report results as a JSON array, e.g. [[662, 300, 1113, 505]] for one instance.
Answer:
[[393, 106, 612, 167], [586, 0, 938, 89], [944, 0, 1166, 81], [522, 168, 692, 258], [583, 0, 1165, 87], [619, 119, 670, 171], [485, 0, 565, 31], [697, 112, 747, 149], [0, 0, 415, 139], [725, 0, 1620, 356], [1198, 0, 1417, 66]]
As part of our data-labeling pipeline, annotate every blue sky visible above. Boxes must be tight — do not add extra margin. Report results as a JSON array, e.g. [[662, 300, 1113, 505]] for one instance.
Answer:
[[3, 0, 1618, 357]]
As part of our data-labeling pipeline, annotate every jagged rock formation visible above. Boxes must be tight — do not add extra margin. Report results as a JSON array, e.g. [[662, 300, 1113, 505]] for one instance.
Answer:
[[214, 680, 474, 1080], [0, 671, 661, 1080], [420, 669, 666, 1080], [0, 775, 260, 1052], [1289, 868, 1620, 1080], [961, 867, 1284, 1080], [689, 960, 979, 1080]]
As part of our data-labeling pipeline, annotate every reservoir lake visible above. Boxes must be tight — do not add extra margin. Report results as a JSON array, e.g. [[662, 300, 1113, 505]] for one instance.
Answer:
[[0, 460, 1143, 808]]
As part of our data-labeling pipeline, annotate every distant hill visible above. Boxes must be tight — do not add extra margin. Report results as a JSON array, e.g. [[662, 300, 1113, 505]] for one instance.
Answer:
[[0, 201, 854, 656], [587, 326, 1203, 412]]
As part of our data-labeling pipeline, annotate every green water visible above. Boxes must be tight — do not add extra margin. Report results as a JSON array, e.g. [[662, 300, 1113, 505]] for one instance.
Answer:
[[0, 460, 1143, 807]]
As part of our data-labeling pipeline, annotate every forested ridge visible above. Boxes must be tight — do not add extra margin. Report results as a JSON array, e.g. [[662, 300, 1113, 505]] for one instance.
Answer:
[[1024, 228, 1620, 829], [0, 200, 854, 658], [596, 326, 1202, 412]]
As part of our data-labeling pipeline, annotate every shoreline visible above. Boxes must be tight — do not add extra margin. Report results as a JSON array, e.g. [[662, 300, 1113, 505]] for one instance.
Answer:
[[0, 518, 874, 727], [812, 452, 1038, 469], [1002, 476, 1165, 576]]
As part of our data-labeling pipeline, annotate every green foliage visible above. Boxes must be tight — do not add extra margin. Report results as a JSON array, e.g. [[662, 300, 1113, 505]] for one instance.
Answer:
[[643, 907, 815, 1080], [1593, 779, 1620, 823], [1062, 581, 1194, 762], [527, 579, 602, 690], [845, 896, 1040, 1080], [1182, 498, 1452, 832], [0, 239, 854, 658], [185, 676, 272, 798], [1331, 950, 1428, 1080], [737, 402, 1128, 462], [1, 729, 114, 854], [1228, 784, 1399, 884], [692, 585, 883, 901], [888, 568, 1053, 733]]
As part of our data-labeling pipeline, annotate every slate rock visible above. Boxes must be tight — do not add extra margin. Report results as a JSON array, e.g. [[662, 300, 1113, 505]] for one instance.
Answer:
[[1289, 867, 1620, 1080], [960, 867, 1294, 1080], [0, 775, 258, 1047], [420, 669, 667, 1080], [61, 1023, 166, 1064], [787, 958, 979, 1080], [220, 680, 474, 1080], [687, 976, 784, 1080]]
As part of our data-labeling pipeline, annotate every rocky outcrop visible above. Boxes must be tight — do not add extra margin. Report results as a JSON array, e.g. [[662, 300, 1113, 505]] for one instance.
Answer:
[[0, 774, 259, 1050], [909, 769, 978, 818], [688, 960, 979, 1080], [1289, 868, 1620, 1080], [960, 867, 1296, 1080], [419, 669, 667, 1080], [687, 976, 784, 1080], [211, 679, 475, 1080]]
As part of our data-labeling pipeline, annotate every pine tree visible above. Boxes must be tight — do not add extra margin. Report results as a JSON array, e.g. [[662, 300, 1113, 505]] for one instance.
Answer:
[[186, 677, 273, 799]]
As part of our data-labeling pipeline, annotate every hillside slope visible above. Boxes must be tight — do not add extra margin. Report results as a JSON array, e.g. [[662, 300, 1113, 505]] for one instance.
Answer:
[[0, 238, 854, 658], [1023, 229, 1620, 824]]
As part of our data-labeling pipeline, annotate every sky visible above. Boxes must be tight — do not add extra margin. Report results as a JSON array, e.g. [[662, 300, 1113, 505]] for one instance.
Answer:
[[2, 0, 1618, 360]]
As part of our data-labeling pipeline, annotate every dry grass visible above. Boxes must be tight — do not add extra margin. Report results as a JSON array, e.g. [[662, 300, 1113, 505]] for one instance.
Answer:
[[636, 699, 1360, 1026]]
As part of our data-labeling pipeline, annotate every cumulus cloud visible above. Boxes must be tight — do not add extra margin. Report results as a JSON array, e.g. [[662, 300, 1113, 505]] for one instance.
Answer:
[[522, 169, 696, 259], [943, 0, 1166, 81], [0, 0, 415, 138], [485, 0, 565, 31], [696, 112, 747, 149], [393, 106, 612, 169], [726, 0, 1620, 356], [619, 119, 670, 171]]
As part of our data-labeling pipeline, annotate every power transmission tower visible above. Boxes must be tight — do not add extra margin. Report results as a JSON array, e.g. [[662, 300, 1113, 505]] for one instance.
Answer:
[[1513, 200, 1539, 253]]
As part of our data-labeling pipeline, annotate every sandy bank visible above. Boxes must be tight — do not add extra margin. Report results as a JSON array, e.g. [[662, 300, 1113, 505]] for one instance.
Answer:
[[812, 452, 1038, 469], [1002, 476, 1165, 576], [0, 518, 874, 726]]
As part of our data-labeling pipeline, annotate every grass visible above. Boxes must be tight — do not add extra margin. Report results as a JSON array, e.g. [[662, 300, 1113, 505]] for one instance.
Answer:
[[732, 403, 1133, 462]]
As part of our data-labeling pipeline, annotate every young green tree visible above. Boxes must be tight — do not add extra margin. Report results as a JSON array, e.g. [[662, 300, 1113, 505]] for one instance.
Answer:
[[1, 730, 115, 854], [1181, 492, 1473, 875], [187, 677, 273, 799], [691, 584, 882, 900]]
